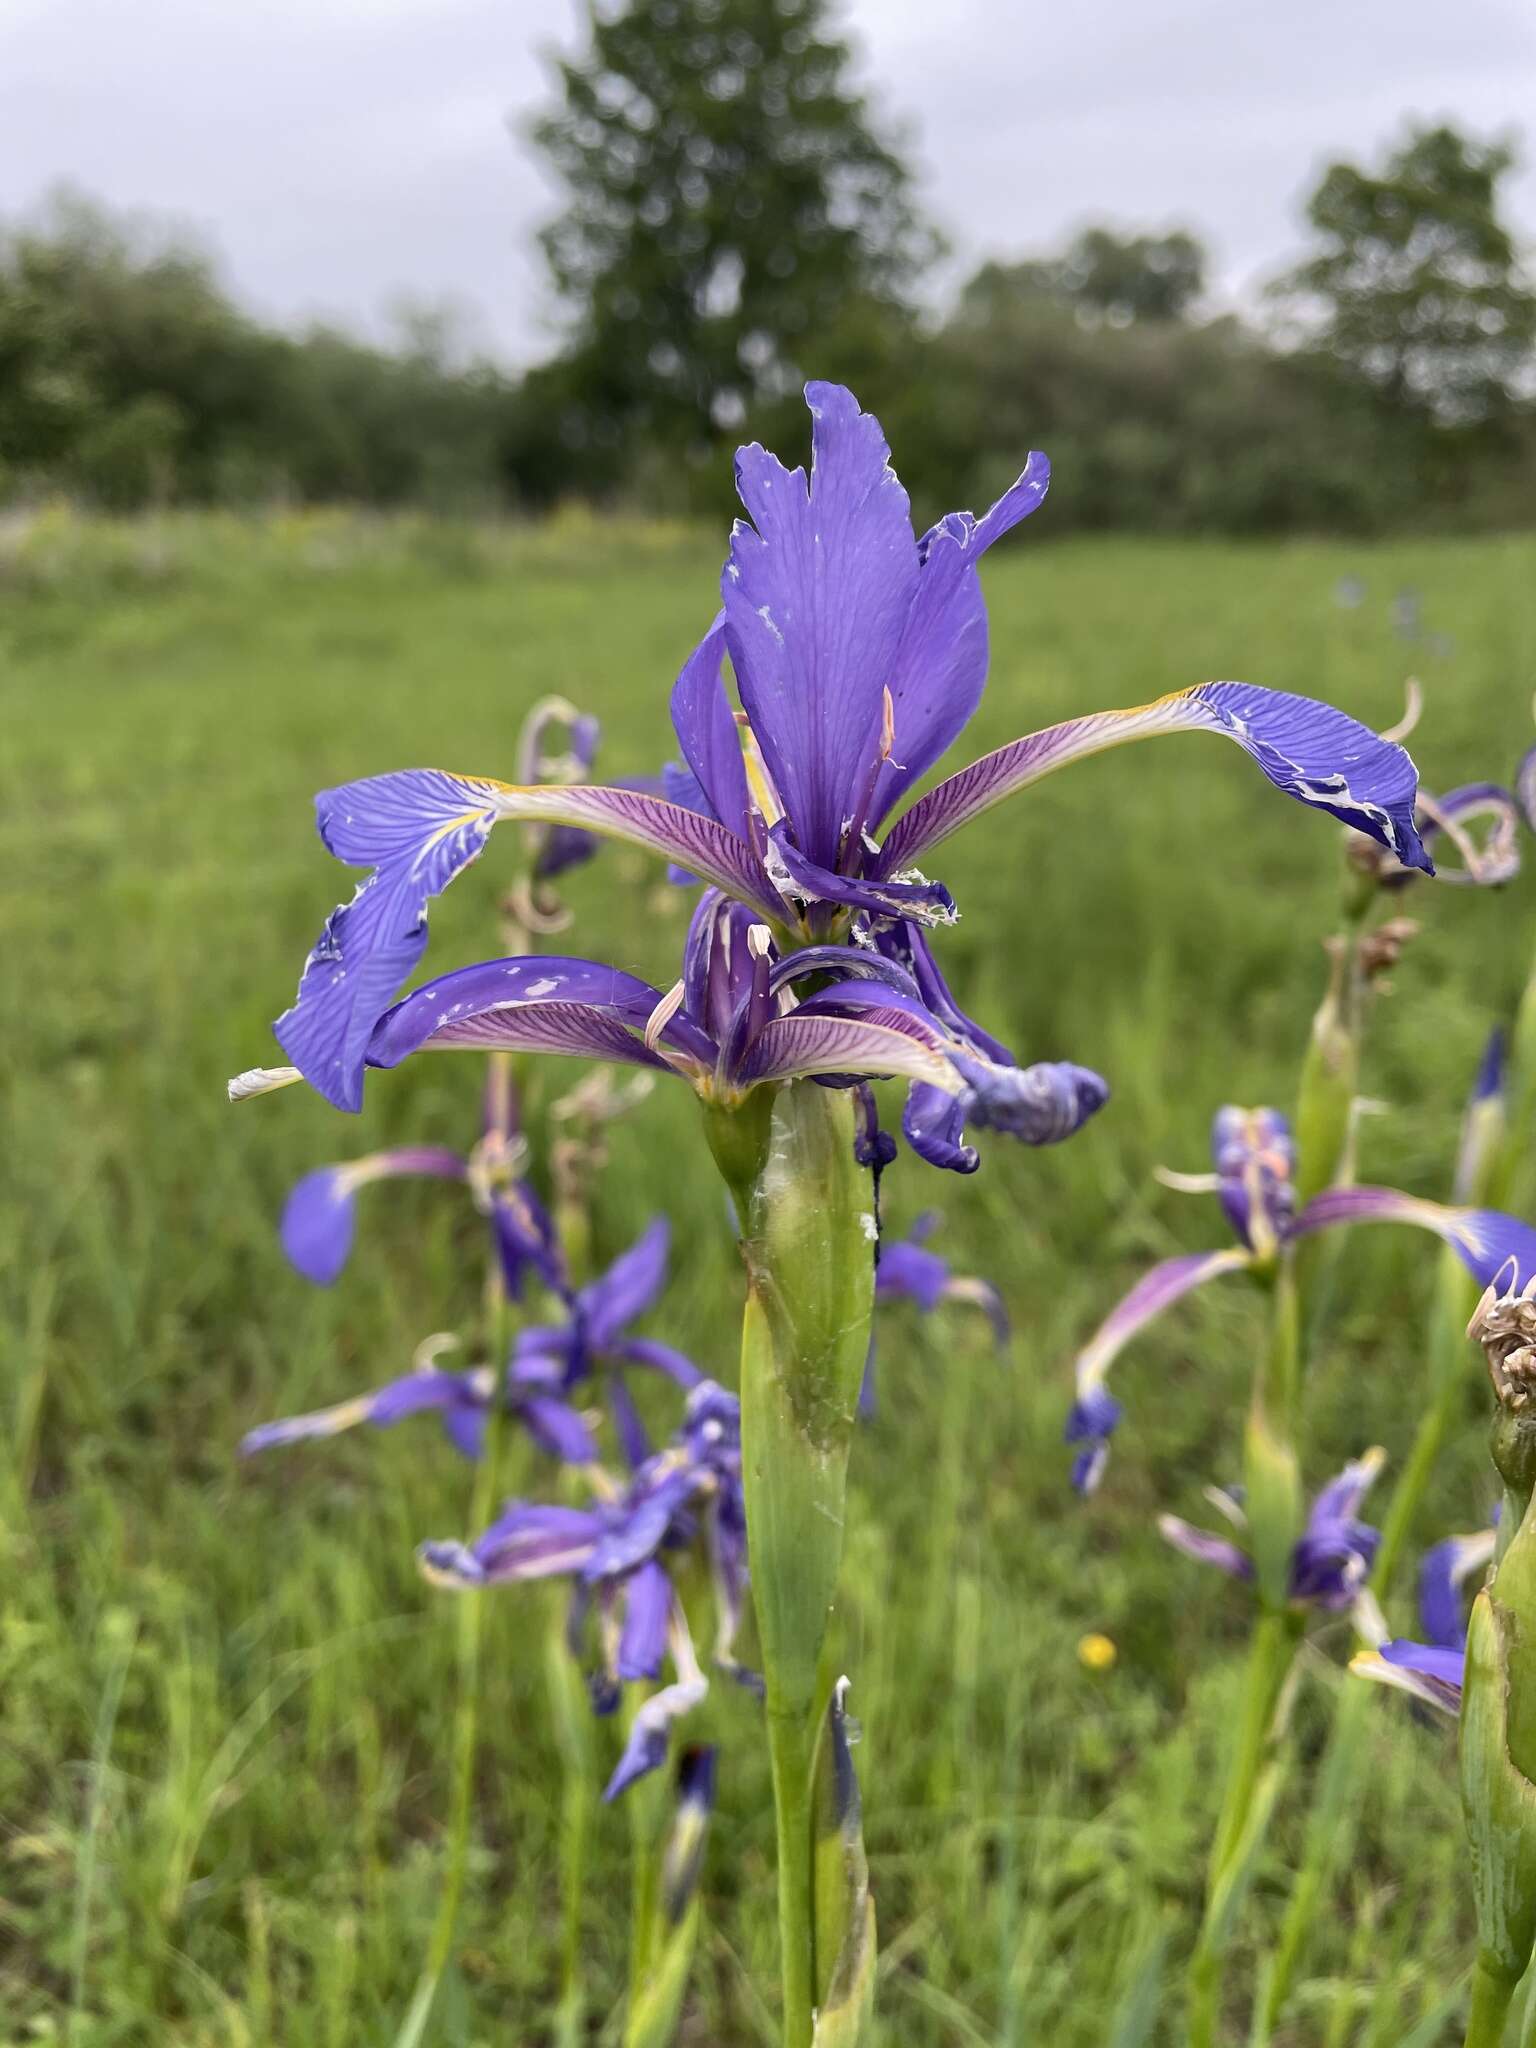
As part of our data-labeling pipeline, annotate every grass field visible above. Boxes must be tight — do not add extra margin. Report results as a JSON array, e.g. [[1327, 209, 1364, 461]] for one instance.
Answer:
[[4, 504, 1536, 2046]]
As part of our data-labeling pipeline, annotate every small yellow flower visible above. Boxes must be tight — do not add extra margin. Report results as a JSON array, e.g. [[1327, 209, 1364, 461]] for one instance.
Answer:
[[1077, 1632, 1117, 1673]]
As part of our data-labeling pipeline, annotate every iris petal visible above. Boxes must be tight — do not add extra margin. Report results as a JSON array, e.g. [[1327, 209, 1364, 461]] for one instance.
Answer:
[[879, 682, 1430, 879], [1288, 1186, 1536, 1289], [724, 382, 920, 868], [870, 452, 1051, 825]]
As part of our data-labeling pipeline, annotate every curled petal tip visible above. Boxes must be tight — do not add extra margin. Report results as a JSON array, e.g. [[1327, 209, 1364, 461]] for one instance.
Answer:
[[228, 1065, 303, 1103]]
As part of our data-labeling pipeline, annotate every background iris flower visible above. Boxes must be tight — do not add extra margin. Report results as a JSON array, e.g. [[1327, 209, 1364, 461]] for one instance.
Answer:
[[237, 381, 1430, 1122], [421, 1379, 748, 1799], [1351, 1524, 1497, 1714], [1067, 1104, 1536, 1492], [1159, 1449, 1385, 1610]]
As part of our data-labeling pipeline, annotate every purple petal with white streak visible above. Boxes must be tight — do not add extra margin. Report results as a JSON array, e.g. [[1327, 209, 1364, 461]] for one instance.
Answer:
[[364, 956, 715, 1076], [878, 682, 1430, 878], [274, 769, 507, 1110], [733, 1011, 958, 1093]]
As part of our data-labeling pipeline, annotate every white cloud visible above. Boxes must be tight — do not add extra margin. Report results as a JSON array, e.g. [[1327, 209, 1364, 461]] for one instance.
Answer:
[[0, 0, 1530, 361]]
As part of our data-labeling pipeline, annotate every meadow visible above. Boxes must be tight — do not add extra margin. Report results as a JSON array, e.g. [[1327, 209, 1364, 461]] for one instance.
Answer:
[[4, 503, 1536, 2046]]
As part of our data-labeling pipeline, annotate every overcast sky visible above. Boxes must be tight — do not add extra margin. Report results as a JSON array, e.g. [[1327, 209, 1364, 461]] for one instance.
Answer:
[[3, 0, 1534, 365]]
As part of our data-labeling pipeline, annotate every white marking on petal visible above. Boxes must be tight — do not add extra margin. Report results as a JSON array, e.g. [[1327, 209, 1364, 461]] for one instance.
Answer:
[[228, 1065, 304, 1102]]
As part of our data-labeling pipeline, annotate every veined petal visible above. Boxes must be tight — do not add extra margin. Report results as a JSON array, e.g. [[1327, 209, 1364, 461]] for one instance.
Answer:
[[879, 682, 1431, 878], [363, 956, 716, 1081], [1072, 1247, 1254, 1403], [278, 1168, 358, 1287], [669, 616, 755, 845], [1352, 1638, 1465, 1716], [275, 773, 778, 1108], [724, 382, 920, 868], [1288, 1186, 1536, 1290], [274, 769, 507, 1110], [870, 453, 1051, 824], [732, 1011, 958, 1094]]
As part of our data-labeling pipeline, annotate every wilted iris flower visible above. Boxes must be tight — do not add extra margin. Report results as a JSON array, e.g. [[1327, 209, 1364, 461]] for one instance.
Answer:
[[1350, 1524, 1497, 1714], [235, 382, 1429, 1136], [1066, 1104, 1536, 1492], [1160, 1450, 1385, 1610], [422, 1380, 747, 1798]]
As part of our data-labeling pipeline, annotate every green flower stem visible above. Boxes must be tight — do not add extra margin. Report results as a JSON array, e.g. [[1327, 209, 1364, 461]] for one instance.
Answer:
[[394, 1301, 511, 2048], [1188, 1611, 1301, 2048], [712, 1081, 876, 2048], [1465, 1956, 1523, 2048], [1188, 1260, 1305, 2048], [545, 1618, 594, 2048]]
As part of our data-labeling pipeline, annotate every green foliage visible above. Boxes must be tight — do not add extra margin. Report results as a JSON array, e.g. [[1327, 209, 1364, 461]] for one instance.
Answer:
[[527, 0, 935, 455], [4, 510, 1536, 2039], [1275, 123, 1536, 429], [962, 228, 1207, 328], [0, 192, 512, 511]]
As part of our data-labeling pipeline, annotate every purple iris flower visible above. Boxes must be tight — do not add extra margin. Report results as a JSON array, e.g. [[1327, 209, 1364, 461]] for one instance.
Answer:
[[1066, 1103, 1536, 1493], [862, 1210, 1009, 1414], [1351, 1524, 1496, 1716], [243, 1215, 702, 1471], [875, 1211, 1009, 1337], [275, 1065, 564, 1299], [245, 382, 1429, 1116], [1160, 1449, 1385, 1610], [234, 886, 1111, 1176], [422, 1380, 749, 1798]]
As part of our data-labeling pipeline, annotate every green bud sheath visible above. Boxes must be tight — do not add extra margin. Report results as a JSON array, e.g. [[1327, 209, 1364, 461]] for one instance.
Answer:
[[811, 1681, 876, 2046], [622, 1750, 715, 2048], [711, 1081, 876, 2048], [1460, 1418, 1536, 2038]]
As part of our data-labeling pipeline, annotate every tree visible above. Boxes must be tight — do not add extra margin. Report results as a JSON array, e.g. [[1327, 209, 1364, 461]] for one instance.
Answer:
[[1275, 123, 1536, 426], [956, 228, 1206, 330], [527, 0, 935, 457]]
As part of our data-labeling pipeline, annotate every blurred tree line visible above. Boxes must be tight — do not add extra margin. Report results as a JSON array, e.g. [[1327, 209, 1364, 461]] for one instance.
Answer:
[[3, 0, 1533, 533]]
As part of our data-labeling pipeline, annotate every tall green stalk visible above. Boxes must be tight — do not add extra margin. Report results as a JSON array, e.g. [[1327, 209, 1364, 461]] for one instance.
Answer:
[[1186, 1260, 1305, 2048], [709, 1080, 876, 2048], [394, 1062, 517, 2048]]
